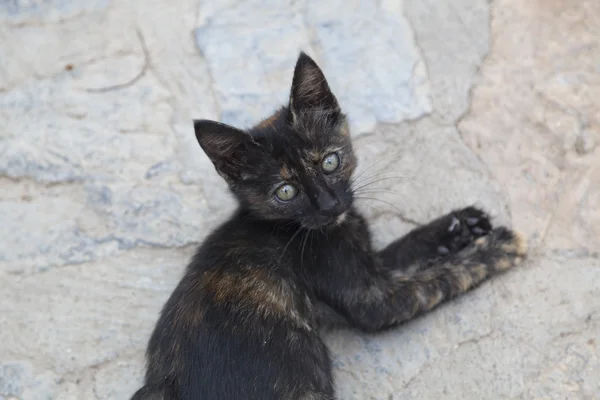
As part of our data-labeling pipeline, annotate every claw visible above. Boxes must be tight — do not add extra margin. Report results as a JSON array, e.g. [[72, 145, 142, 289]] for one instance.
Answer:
[[466, 217, 479, 226], [448, 217, 460, 232]]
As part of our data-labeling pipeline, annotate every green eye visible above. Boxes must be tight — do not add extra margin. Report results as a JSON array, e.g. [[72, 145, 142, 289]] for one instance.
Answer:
[[321, 153, 340, 173], [275, 184, 298, 201]]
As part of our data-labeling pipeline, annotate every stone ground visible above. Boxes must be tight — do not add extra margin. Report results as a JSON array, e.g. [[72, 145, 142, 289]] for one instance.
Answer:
[[1, 0, 599, 398]]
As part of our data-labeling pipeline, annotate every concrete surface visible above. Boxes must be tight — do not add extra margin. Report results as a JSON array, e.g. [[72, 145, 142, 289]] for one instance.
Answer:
[[0, 0, 598, 399]]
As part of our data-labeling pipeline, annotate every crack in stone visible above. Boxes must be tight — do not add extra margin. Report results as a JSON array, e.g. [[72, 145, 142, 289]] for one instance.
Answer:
[[84, 28, 150, 93], [453, 331, 494, 350], [370, 209, 422, 226], [400, 331, 501, 392], [549, 248, 599, 260], [0, 173, 85, 187], [447, 6, 514, 228], [9, 233, 199, 277]]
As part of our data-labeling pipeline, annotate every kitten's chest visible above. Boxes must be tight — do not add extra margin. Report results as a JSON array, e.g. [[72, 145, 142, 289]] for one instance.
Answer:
[[299, 219, 370, 274]]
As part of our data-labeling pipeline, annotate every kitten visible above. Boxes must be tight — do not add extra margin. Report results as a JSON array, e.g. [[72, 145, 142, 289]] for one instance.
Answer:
[[131, 52, 527, 400]]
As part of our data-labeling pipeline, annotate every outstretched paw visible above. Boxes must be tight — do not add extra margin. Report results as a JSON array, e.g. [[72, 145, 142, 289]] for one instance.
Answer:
[[435, 206, 492, 256], [467, 226, 528, 273]]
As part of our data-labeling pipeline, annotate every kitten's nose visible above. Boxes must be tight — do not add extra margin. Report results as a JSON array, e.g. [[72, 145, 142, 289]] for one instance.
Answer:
[[316, 192, 340, 216]]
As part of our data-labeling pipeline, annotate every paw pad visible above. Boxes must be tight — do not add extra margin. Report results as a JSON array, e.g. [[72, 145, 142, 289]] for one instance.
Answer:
[[436, 207, 493, 256]]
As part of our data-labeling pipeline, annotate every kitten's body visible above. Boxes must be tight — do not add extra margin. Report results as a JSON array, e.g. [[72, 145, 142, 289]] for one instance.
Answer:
[[132, 53, 526, 400]]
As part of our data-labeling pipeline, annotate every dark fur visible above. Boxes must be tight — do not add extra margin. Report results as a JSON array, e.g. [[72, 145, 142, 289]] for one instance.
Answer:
[[131, 53, 527, 400]]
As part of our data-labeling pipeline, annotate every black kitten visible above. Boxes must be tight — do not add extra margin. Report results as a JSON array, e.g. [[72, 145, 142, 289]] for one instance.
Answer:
[[131, 52, 527, 400]]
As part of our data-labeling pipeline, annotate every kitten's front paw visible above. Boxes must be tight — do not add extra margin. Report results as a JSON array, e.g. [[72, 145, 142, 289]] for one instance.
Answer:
[[436, 207, 492, 256], [468, 226, 528, 272]]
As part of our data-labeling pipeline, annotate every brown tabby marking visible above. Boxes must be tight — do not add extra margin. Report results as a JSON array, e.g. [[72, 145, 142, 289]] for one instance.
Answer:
[[257, 109, 283, 129], [203, 267, 311, 331]]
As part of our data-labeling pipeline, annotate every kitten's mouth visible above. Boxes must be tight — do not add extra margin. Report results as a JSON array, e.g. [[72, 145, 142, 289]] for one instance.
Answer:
[[335, 212, 348, 225], [304, 211, 349, 230]]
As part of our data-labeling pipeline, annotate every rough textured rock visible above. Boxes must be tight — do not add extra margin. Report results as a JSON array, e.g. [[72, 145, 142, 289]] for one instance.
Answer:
[[459, 0, 600, 251], [1, 0, 598, 399]]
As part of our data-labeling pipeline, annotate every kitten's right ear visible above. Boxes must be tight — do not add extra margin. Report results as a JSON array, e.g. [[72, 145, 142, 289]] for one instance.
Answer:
[[193, 119, 260, 180]]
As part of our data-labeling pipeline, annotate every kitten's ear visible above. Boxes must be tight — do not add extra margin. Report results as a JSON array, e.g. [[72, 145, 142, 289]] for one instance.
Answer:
[[289, 52, 340, 119], [194, 119, 260, 180]]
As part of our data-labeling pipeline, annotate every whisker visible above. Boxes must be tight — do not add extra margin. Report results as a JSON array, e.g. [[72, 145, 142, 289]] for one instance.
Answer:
[[351, 150, 430, 189], [352, 176, 416, 192], [351, 153, 400, 183], [354, 189, 405, 196], [354, 196, 407, 215], [300, 230, 310, 269], [319, 226, 333, 247], [278, 226, 303, 265], [351, 167, 417, 187], [354, 189, 420, 209]]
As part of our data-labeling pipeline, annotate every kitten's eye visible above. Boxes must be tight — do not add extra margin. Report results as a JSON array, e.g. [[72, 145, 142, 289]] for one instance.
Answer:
[[275, 184, 298, 201], [321, 153, 340, 174]]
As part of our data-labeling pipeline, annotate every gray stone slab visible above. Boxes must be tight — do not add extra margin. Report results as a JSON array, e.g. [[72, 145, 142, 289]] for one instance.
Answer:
[[194, 0, 431, 134], [404, 0, 490, 124]]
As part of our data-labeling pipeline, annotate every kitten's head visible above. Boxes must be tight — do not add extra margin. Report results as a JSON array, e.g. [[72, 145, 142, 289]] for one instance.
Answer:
[[194, 52, 356, 229]]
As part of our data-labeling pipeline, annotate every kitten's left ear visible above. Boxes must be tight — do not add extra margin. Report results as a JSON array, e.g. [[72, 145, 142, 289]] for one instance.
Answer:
[[289, 52, 340, 119]]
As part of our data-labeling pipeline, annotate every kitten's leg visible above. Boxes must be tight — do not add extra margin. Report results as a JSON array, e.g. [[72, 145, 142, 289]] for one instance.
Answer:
[[314, 299, 351, 331], [130, 384, 170, 400], [377, 206, 493, 272], [338, 227, 527, 332]]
